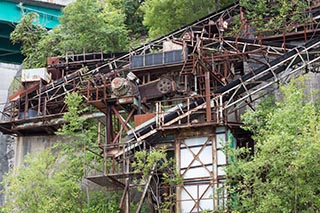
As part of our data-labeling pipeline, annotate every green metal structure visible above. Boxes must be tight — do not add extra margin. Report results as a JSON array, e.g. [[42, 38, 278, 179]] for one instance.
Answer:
[[0, 0, 63, 64]]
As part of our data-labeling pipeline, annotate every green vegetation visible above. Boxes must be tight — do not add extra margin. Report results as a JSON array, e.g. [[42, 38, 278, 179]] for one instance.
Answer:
[[132, 147, 182, 212], [109, 0, 147, 37], [1, 93, 120, 212], [2, 149, 83, 213], [227, 77, 320, 212], [58, 0, 129, 53], [7, 0, 320, 212], [10, 13, 48, 68], [240, 0, 311, 31], [2, 148, 121, 213], [12, 0, 238, 68], [141, 0, 235, 38], [11, 0, 129, 68], [11, 0, 315, 68]]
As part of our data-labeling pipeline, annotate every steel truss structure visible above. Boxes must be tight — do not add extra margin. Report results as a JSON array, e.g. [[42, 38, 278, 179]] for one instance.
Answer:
[[1, 1, 320, 212]]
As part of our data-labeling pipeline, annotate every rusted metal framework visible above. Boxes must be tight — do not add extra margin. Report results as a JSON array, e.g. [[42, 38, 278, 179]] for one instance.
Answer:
[[82, 4, 320, 212], [1, 1, 320, 212], [0, 52, 121, 134]]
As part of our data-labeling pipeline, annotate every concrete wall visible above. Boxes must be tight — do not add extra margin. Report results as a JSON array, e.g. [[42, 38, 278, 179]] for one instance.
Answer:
[[14, 135, 66, 168], [0, 134, 66, 205], [0, 63, 21, 114], [303, 72, 320, 99]]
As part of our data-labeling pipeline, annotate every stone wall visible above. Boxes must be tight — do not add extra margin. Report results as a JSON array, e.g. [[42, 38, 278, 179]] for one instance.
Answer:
[[0, 134, 15, 205]]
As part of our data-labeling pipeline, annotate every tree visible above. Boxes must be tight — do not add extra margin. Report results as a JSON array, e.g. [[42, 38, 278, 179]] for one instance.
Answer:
[[10, 13, 48, 68], [141, 0, 235, 38], [240, 0, 311, 31], [1, 149, 121, 213], [58, 0, 129, 53], [2, 150, 84, 213], [11, 0, 129, 68], [132, 147, 182, 212], [227, 77, 320, 212], [109, 0, 147, 37]]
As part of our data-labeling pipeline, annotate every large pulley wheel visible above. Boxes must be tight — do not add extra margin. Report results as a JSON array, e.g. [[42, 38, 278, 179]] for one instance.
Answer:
[[157, 77, 172, 94]]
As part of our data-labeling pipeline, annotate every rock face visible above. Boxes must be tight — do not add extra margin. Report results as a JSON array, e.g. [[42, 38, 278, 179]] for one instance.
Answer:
[[0, 134, 15, 205], [0, 63, 21, 205]]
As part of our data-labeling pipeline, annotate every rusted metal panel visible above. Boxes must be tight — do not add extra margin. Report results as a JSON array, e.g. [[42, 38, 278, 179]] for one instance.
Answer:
[[47, 56, 59, 66], [9, 84, 39, 101], [134, 113, 155, 127], [86, 175, 125, 189], [139, 77, 176, 101]]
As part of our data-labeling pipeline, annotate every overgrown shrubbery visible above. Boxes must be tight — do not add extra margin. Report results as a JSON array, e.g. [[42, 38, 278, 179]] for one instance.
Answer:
[[132, 147, 182, 212], [11, 0, 129, 68], [1, 93, 121, 212], [240, 0, 311, 32], [227, 77, 320, 212]]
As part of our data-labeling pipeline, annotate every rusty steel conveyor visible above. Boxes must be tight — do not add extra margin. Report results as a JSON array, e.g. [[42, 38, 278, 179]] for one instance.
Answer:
[[126, 36, 320, 147]]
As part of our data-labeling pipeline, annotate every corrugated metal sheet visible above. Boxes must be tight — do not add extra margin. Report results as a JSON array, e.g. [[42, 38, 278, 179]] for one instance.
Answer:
[[0, 63, 20, 114], [130, 49, 184, 69], [164, 50, 183, 64], [21, 68, 51, 83]]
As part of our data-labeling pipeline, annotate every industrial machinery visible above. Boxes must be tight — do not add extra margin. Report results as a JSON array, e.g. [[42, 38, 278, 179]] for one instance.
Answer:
[[1, 1, 320, 212]]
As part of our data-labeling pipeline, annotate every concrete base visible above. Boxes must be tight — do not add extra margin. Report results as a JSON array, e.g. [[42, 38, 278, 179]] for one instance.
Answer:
[[14, 135, 66, 168]]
